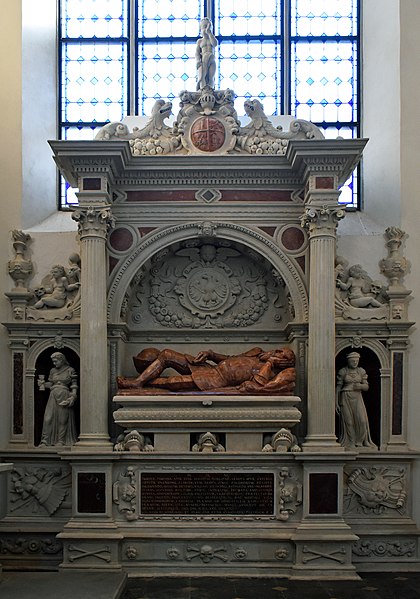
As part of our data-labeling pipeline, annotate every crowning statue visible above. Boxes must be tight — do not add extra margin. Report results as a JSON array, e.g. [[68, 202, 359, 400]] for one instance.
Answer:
[[336, 352, 377, 450], [196, 17, 217, 90], [38, 353, 78, 446], [117, 347, 296, 395]]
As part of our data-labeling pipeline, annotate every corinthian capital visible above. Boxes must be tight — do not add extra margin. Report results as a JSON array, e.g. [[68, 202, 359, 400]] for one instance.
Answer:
[[300, 205, 345, 234], [72, 206, 115, 238]]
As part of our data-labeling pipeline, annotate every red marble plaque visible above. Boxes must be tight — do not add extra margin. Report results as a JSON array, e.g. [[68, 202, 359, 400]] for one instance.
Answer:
[[281, 227, 305, 251], [109, 227, 133, 252], [191, 117, 225, 152]]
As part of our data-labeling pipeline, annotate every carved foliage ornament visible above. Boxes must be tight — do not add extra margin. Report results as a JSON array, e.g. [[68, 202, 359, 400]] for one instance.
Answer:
[[300, 205, 345, 233], [353, 539, 417, 558], [130, 241, 288, 329], [72, 206, 115, 237]]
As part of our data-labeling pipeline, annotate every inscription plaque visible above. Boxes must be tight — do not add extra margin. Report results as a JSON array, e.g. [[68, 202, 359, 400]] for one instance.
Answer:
[[140, 472, 274, 515]]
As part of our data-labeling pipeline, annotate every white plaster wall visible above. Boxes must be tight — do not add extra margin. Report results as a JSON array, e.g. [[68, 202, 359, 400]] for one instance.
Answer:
[[0, 1, 23, 448], [399, 0, 420, 525], [22, 0, 58, 228]]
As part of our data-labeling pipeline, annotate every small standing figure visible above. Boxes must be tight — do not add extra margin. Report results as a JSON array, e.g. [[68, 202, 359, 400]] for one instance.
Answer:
[[34, 264, 80, 309], [38, 352, 78, 446], [196, 17, 217, 90], [336, 352, 377, 450]]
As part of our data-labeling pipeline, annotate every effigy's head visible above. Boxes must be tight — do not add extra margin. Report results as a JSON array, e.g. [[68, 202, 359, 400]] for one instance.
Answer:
[[260, 347, 295, 367], [133, 347, 161, 372]]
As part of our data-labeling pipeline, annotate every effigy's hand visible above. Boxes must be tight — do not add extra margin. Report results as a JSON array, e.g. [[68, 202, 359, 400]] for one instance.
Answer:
[[191, 350, 210, 364]]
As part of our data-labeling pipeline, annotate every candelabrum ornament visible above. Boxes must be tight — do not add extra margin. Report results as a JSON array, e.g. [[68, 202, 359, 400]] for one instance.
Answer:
[[8, 230, 33, 291]]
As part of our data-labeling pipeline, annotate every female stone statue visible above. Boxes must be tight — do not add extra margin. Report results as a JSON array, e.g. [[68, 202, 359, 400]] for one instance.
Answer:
[[336, 352, 377, 449], [38, 352, 78, 446]]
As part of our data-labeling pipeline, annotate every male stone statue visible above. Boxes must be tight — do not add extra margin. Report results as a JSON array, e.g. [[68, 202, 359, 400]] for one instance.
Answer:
[[196, 17, 217, 90], [117, 347, 295, 394]]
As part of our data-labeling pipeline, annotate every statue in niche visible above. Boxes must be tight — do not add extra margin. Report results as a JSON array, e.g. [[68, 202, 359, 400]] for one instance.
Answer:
[[37, 352, 78, 446], [196, 17, 217, 90], [117, 346, 296, 395], [336, 352, 377, 450]]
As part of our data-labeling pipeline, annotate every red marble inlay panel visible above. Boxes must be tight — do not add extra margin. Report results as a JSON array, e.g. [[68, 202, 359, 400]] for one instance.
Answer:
[[139, 227, 157, 237], [296, 255, 306, 273], [281, 227, 305, 251], [220, 190, 291, 202], [191, 116, 225, 152], [109, 256, 119, 275], [127, 190, 197, 202], [258, 227, 277, 237], [109, 228, 133, 252], [315, 176, 335, 189]]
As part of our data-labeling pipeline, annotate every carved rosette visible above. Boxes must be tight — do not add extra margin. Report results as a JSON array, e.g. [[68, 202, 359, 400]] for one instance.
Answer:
[[300, 205, 345, 235], [72, 206, 115, 240]]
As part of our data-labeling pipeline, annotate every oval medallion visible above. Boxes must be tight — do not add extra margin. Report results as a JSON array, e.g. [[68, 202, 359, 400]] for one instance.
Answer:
[[191, 117, 225, 152]]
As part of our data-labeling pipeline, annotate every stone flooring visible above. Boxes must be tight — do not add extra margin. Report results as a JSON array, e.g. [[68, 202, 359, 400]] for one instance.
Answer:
[[0, 571, 127, 599], [1, 572, 420, 599], [123, 573, 420, 599]]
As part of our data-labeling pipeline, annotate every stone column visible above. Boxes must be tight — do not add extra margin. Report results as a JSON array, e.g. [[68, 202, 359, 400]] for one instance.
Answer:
[[73, 205, 115, 449], [301, 202, 345, 451]]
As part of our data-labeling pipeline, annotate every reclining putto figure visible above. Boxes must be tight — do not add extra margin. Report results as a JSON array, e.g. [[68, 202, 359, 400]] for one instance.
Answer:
[[116, 347, 295, 394]]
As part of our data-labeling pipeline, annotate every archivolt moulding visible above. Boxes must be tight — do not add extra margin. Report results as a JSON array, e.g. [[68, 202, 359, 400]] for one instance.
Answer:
[[107, 222, 308, 323], [335, 338, 390, 370], [26, 338, 80, 371]]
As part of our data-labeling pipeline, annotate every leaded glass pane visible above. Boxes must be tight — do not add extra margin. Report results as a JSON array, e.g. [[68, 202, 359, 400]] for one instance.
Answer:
[[291, 40, 357, 123], [62, 0, 126, 38], [291, 0, 357, 37], [218, 40, 280, 116], [138, 0, 203, 38], [62, 42, 127, 122], [215, 0, 280, 37], [139, 42, 197, 115], [321, 126, 357, 208]]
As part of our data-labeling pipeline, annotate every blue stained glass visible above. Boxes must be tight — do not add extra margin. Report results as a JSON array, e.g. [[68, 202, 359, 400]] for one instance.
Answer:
[[291, 0, 357, 37], [218, 40, 280, 116], [62, 42, 127, 122], [140, 42, 197, 115], [216, 0, 280, 36], [291, 40, 357, 123], [139, 0, 202, 38], [62, 0, 126, 38], [60, 0, 359, 208]]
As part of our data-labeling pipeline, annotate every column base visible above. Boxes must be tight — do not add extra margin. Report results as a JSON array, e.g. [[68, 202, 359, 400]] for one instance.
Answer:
[[302, 434, 345, 452], [74, 434, 113, 451]]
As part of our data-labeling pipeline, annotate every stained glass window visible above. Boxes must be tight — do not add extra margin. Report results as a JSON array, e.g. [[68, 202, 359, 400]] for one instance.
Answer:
[[59, 0, 360, 207]]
